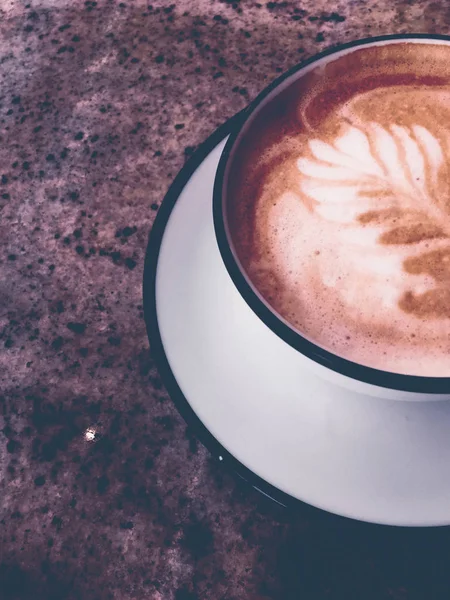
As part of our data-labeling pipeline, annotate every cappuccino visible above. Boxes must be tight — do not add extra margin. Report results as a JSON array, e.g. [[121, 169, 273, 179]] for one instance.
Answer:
[[226, 41, 450, 376]]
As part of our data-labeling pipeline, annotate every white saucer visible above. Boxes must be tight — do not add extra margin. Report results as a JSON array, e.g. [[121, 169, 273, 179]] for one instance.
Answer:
[[144, 118, 450, 527]]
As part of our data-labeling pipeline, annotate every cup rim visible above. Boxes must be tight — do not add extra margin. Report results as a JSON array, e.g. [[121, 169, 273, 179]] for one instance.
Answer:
[[213, 33, 450, 394]]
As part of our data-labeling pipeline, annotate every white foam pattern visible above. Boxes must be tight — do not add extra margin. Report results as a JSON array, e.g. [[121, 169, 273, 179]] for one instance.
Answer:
[[253, 115, 450, 375]]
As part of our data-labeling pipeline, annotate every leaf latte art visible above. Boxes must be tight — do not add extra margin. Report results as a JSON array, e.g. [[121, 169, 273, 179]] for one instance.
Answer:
[[297, 123, 450, 319], [226, 42, 450, 375]]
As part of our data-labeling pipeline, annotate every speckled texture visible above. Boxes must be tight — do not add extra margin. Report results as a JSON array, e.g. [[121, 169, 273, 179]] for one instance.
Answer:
[[1, 1, 450, 599]]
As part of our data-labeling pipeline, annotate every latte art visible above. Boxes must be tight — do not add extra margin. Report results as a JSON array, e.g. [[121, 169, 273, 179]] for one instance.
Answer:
[[298, 123, 445, 225], [297, 121, 450, 318], [226, 42, 450, 375]]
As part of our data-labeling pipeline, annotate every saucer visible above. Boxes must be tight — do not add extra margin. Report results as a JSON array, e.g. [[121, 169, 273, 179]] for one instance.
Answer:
[[144, 117, 450, 527]]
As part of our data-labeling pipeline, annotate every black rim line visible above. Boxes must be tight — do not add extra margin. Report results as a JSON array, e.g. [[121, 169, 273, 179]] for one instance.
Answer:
[[213, 33, 450, 394]]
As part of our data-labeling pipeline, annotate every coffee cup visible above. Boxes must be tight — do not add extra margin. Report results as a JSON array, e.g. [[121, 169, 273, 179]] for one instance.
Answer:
[[213, 35, 450, 401]]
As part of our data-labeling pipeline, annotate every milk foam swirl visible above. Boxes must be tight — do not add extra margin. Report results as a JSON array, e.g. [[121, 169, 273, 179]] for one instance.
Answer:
[[298, 124, 444, 223], [296, 123, 450, 316]]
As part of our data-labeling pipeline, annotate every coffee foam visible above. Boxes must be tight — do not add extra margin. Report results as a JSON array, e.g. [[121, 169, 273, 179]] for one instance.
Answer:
[[227, 42, 450, 376]]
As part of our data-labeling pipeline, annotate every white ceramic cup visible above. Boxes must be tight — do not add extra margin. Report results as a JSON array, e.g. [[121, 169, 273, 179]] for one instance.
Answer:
[[213, 34, 450, 402]]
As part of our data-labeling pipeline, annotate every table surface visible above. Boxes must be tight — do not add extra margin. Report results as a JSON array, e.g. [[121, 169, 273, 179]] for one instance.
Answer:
[[2, 1, 450, 599]]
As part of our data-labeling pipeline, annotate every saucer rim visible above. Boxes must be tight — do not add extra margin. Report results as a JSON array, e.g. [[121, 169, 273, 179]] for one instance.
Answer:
[[142, 115, 346, 522]]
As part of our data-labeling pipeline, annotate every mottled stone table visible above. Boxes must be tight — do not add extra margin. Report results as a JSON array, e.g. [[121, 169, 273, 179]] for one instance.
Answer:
[[1, 1, 450, 599]]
